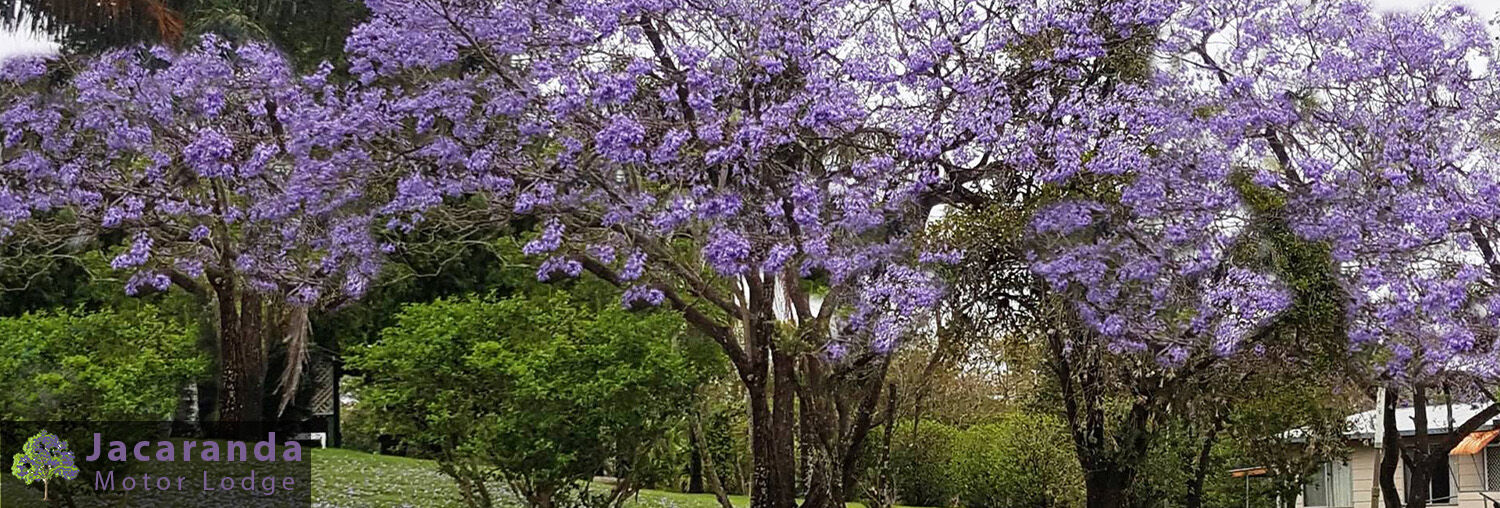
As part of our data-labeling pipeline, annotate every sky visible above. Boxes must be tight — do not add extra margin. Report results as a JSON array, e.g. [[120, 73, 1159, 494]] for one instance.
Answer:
[[0, 0, 56, 59], [1370, 0, 1500, 11], [0, 0, 1498, 60], [0, 29, 56, 59], [0, 16, 55, 59]]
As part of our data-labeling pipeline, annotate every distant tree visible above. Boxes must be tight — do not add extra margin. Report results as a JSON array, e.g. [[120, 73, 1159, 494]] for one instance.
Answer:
[[10, 430, 80, 501]]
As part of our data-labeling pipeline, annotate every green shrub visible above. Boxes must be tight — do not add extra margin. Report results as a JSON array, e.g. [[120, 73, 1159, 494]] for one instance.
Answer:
[[888, 421, 960, 507], [349, 292, 697, 508], [0, 306, 206, 421], [336, 375, 390, 455], [704, 406, 749, 495], [950, 413, 1082, 508]]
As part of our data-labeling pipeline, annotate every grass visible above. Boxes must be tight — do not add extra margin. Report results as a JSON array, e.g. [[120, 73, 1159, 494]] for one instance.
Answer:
[[623, 489, 755, 508], [311, 448, 919, 508], [312, 448, 473, 507]]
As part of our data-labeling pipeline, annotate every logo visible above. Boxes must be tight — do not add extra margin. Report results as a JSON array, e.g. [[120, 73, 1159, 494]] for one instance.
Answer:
[[2, 422, 311, 506], [10, 430, 80, 501]]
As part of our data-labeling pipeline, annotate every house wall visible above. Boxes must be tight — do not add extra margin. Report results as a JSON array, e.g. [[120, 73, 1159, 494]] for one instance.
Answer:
[[1296, 444, 1496, 508]]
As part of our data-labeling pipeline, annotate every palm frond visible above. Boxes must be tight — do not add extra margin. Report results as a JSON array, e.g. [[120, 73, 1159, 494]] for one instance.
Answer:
[[275, 305, 311, 417]]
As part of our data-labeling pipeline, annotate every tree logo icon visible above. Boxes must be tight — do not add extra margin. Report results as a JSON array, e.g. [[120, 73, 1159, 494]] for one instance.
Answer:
[[11, 430, 80, 501]]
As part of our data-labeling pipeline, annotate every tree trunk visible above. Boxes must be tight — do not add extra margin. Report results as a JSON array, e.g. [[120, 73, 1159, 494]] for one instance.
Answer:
[[872, 383, 899, 508], [771, 348, 798, 508], [1057, 340, 1139, 508], [798, 355, 838, 508], [1405, 466, 1430, 508], [797, 352, 892, 508], [840, 360, 891, 502], [1378, 389, 1403, 508], [748, 378, 795, 508], [693, 411, 736, 508], [689, 428, 705, 493], [745, 349, 798, 508], [799, 400, 837, 508], [1185, 415, 1225, 508], [736, 274, 796, 508], [1410, 385, 1432, 508], [213, 276, 265, 423], [1084, 469, 1133, 508]]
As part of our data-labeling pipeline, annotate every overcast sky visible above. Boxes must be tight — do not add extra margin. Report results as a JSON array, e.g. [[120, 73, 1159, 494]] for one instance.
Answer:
[[0, 0, 1499, 60], [0, 0, 56, 59], [1381, 0, 1500, 13], [0, 21, 55, 59]]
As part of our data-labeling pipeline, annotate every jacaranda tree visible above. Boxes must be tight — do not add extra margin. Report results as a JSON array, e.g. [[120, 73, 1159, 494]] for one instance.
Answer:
[[8, 1, 1500, 507], [883, 0, 1304, 505], [0, 40, 404, 422], [1022, 1, 1500, 507], [335, 0, 1216, 506], [1019, 21, 1295, 508], [1164, 2, 1500, 507]]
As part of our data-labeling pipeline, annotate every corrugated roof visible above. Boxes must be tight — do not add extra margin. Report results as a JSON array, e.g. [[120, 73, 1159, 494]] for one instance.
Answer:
[[1449, 429, 1499, 455], [1341, 403, 1495, 439], [1229, 467, 1269, 478]]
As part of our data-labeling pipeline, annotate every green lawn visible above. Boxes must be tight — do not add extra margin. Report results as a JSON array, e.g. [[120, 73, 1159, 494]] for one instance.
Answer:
[[313, 448, 474, 507], [311, 448, 917, 508]]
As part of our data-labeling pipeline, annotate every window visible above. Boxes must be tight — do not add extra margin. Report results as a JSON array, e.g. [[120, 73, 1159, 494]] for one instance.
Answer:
[[1487, 445, 1500, 490], [1304, 465, 1329, 507], [1405, 457, 1457, 505], [1305, 461, 1352, 507]]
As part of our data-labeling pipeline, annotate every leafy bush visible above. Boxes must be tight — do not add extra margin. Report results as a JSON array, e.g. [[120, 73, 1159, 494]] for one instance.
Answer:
[[888, 421, 960, 507], [0, 306, 206, 420], [349, 292, 697, 508], [949, 414, 1082, 508], [336, 375, 391, 455], [702, 404, 749, 495]]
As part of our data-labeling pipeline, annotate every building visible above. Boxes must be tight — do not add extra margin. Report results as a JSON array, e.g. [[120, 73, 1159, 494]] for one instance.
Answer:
[[1297, 404, 1500, 508]]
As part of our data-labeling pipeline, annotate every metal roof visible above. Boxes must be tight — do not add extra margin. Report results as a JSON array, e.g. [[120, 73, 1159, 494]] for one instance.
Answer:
[[1341, 403, 1496, 439]]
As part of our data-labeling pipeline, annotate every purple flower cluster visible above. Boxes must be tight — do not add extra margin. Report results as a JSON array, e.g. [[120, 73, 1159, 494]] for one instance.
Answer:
[[702, 228, 751, 276], [523, 219, 565, 256], [536, 256, 583, 282], [622, 285, 665, 308]]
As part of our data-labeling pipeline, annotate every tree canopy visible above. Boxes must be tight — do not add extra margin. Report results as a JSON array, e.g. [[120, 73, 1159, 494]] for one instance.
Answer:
[[5, 0, 1500, 507]]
